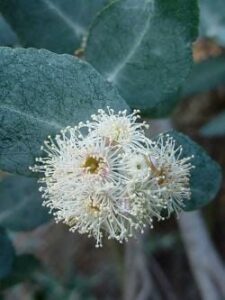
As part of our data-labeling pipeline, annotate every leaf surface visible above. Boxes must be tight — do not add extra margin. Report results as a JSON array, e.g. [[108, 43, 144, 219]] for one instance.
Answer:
[[0, 175, 51, 231], [0, 0, 110, 53], [86, 0, 199, 117], [168, 131, 222, 211], [0, 47, 129, 175]]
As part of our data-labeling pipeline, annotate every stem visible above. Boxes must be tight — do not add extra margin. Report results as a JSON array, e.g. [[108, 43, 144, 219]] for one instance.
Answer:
[[123, 236, 160, 300], [123, 239, 139, 300]]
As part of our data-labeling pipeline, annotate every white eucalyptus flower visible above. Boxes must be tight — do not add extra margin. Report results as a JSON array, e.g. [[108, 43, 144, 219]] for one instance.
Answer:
[[123, 153, 150, 180], [123, 153, 170, 222], [87, 107, 150, 151], [145, 134, 194, 216], [30, 108, 193, 247]]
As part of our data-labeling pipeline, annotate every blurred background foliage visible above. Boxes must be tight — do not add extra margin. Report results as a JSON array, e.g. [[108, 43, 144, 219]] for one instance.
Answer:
[[0, 0, 225, 299]]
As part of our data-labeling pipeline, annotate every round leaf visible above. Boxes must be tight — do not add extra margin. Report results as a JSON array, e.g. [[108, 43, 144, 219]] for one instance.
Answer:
[[86, 0, 199, 117]]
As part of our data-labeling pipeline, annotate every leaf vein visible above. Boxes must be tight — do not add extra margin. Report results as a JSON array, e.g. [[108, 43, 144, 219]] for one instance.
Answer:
[[1, 105, 62, 130], [42, 0, 86, 37], [107, 3, 153, 83]]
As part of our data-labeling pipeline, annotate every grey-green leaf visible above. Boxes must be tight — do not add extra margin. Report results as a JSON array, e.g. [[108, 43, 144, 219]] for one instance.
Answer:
[[0, 15, 17, 46], [0, 47, 129, 176], [0, 175, 51, 231], [86, 0, 199, 117], [0, 0, 110, 54], [181, 55, 225, 98], [200, 0, 225, 46], [200, 111, 225, 137], [0, 228, 15, 279], [168, 131, 222, 211]]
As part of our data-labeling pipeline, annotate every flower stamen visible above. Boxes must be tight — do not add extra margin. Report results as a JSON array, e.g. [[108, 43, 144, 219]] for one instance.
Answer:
[[30, 108, 193, 247], [83, 155, 104, 174]]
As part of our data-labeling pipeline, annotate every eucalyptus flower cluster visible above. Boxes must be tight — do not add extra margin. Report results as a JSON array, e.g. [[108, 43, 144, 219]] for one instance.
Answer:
[[31, 108, 193, 247]]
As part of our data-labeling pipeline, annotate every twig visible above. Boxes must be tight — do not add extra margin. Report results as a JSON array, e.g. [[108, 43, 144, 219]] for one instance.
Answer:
[[123, 240, 138, 300], [136, 239, 158, 300]]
